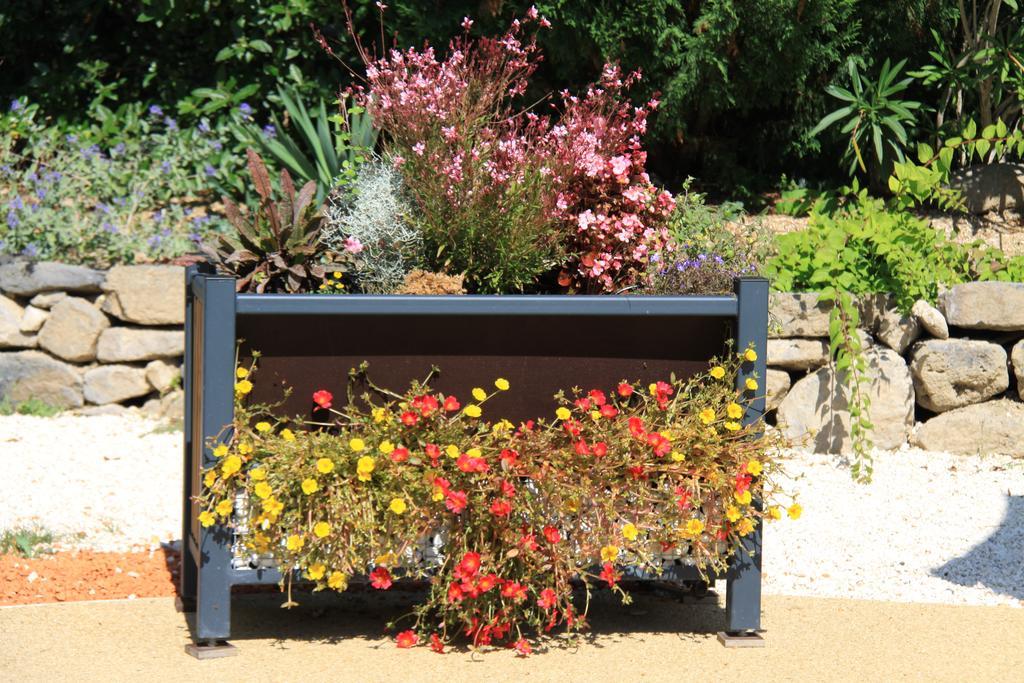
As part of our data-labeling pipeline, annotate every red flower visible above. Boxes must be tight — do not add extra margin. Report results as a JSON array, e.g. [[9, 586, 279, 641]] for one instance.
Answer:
[[659, 541, 677, 552], [563, 419, 582, 437], [599, 403, 618, 418], [574, 439, 590, 456], [445, 489, 468, 514], [490, 499, 512, 517], [390, 447, 409, 463], [396, 630, 418, 648], [588, 389, 607, 406], [370, 567, 392, 590], [499, 449, 519, 467], [456, 452, 489, 473], [592, 441, 608, 458], [413, 394, 439, 416], [628, 416, 646, 439], [537, 588, 558, 610], [400, 411, 419, 426], [543, 525, 561, 544], [518, 532, 539, 552], [425, 443, 441, 466], [735, 473, 752, 494], [477, 573, 500, 592], [574, 397, 592, 411], [628, 465, 646, 480], [617, 382, 633, 397], [716, 527, 729, 541], [501, 581, 528, 601], [599, 562, 620, 587], [673, 486, 692, 509], [647, 432, 671, 457], [312, 389, 333, 409], [443, 395, 460, 411], [512, 638, 532, 656], [432, 476, 451, 493], [429, 633, 445, 653], [455, 552, 481, 579], [500, 479, 516, 498], [446, 582, 464, 603]]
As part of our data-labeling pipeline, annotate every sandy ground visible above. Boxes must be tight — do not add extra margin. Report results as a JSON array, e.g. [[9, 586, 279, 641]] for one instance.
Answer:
[[1, 591, 1022, 683]]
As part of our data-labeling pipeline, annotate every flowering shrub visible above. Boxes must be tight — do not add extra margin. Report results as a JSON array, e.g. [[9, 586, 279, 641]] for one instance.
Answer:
[[198, 347, 796, 652], [354, 10, 674, 293], [0, 99, 237, 265]]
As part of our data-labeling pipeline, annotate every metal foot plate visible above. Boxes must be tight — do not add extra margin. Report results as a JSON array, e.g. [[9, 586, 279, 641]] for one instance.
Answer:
[[185, 641, 238, 659], [174, 596, 196, 613], [717, 631, 765, 648]]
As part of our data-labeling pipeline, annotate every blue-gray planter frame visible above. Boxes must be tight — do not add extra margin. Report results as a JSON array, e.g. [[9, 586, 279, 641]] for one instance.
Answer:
[[180, 264, 768, 646]]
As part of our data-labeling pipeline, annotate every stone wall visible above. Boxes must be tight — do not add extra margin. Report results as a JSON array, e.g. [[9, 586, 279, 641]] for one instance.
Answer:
[[0, 261, 184, 419], [769, 284, 1024, 456]]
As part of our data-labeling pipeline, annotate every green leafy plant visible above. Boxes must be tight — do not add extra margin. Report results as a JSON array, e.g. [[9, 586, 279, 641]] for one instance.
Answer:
[[203, 149, 349, 293], [0, 398, 62, 417], [234, 87, 379, 203], [809, 58, 922, 180], [0, 527, 54, 558]]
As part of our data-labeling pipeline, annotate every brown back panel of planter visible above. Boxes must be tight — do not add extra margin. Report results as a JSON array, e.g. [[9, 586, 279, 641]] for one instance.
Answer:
[[238, 314, 730, 425]]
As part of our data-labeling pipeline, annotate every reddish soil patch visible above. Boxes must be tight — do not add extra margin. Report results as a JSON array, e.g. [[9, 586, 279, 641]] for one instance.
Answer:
[[0, 548, 179, 606]]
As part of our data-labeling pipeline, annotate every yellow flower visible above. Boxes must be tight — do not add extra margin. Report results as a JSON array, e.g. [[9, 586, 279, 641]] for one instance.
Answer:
[[235, 379, 253, 395], [349, 438, 365, 452], [254, 482, 272, 499], [356, 455, 375, 482], [709, 366, 726, 380], [432, 484, 445, 501], [600, 545, 620, 562], [238, 442, 253, 455], [563, 498, 579, 513], [235, 367, 249, 379], [724, 421, 741, 431], [670, 451, 686, 462], [745, 377, 758, 391], [306, 563, 326, 581], [263, 497, 283, 518], [286, 534, 304, 551], [735, 489, 752, 505], [372, 407, 388, 423], [726, 402, 743, 419], [621, 523, 639, 541], [328, 571, 348, 591], [464, 405, 482, 418], [198, 510, 216, 527], [648, 383, 658, 395], [221, 455, 242, 476], [726, 505, 742, 523], [281, 429, 295, 442], [215, 499, 233, 517], [699, 408, 715, 424], [472, 387, 487, 402], [555, 406, 571, 421], [445, 444, 460, 459], [746, 460, 763, 476], [737, 518, 756, 536], [378, 440, 396, 455], [389, 498, 407, 515], [491, 419, 514, 434], [255, 421, 272, 433], [313, 521, 331, 538], [767, 506, 782, 521], [466, 447, 481, 458], [301, 478, 319, 495], [744, 348, 758, 362], [495, 378, 510, 391], [316, 457, 334, 474], [250, 468, 266, 481], [590, 410, 602, 421], [788, 503, 803, 520], [212, 444, 228, 458], [685, 518, 705, 536], [203, 470, 217, 488]]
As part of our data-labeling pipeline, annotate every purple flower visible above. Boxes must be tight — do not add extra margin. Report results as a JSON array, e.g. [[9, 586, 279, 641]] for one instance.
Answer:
[[189, 232, 203, 243], [113, 196, 126, 207], [238, 102, 253, 117], [198, 120, 211, 134], [147, 234, 163, 248], [21, 243, 38, 258], [112, 142, 126, 156], [161, 160, 172, 174], [153, 209, 164, 224], [95, 202, 111, 214], [35, 188, 46, 200], [6, 212, 18, 228], [9, 99, 21, 112], [102, 222, 118, 234], [65, 134, 78, 144], [262, 124, 276, 139], [204, 164, 217, 177], [148, 105, 164, 117], [209, 140, 223, 151], [9, 195, 24, 210], [164, 117, 178, 131]]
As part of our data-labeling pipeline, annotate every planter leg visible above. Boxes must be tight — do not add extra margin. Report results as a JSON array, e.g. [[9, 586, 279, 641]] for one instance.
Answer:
[[185, 640, 237, 659]]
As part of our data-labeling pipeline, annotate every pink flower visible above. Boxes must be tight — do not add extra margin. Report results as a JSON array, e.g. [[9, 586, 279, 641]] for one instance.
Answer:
[[343, 236, 364, 254], [609, 155, 631, 178], [412, 141, 425, 156], [461, 16, 474, 30]]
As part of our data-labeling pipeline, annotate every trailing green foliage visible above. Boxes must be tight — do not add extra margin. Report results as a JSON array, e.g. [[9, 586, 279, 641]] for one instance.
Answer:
[[0, 398, 62, 417], [0, 527, 54, 557]]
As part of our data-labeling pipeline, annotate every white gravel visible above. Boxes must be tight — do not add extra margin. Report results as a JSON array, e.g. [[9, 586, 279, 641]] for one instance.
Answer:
[[1, 415, 1022, 608], [0, 414, 182, 552]]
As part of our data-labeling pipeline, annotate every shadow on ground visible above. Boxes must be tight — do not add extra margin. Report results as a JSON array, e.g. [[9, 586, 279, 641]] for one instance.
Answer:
[[932, 493, 1024, 601], [180, 582, 730, 652]]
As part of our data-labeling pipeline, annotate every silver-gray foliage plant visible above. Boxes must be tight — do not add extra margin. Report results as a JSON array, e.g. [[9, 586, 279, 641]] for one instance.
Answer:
[[322, 160, 422, 293]]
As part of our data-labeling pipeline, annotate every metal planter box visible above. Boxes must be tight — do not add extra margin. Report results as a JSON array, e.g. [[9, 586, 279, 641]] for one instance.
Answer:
[[180, 264, 769, 652]]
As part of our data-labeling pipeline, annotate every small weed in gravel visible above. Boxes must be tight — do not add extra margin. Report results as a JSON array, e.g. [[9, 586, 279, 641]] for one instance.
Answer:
[[0, 527, 55, 557], [0, 399, 62, 417]]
